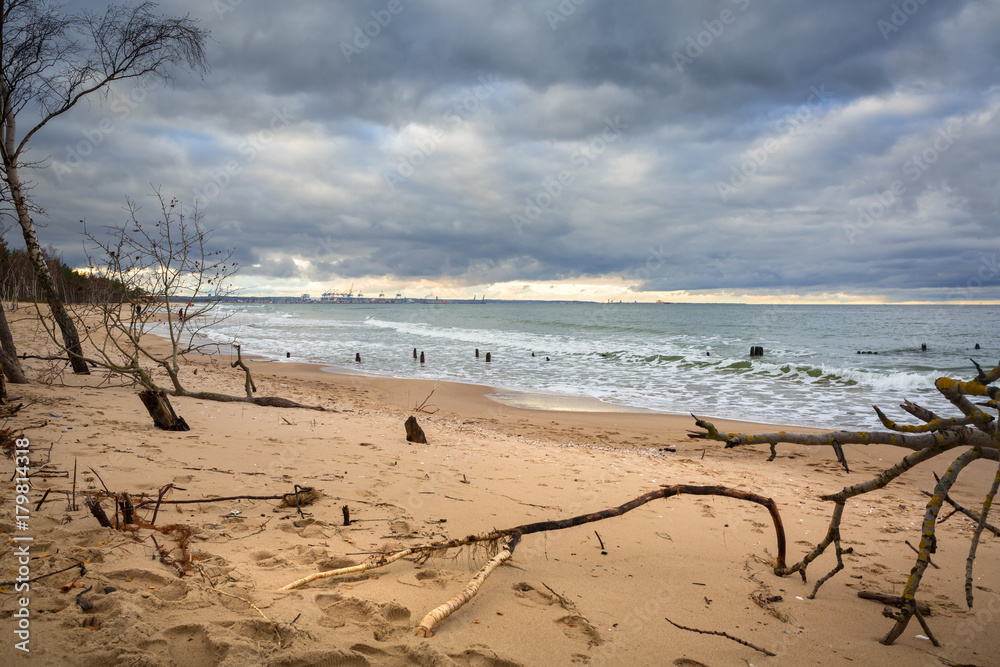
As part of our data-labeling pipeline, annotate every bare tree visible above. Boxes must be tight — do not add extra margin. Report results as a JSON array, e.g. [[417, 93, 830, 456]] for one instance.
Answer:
[[689, 359, 1000, 647], [45, 189, 326, 427], [0, 0, 209, 374]]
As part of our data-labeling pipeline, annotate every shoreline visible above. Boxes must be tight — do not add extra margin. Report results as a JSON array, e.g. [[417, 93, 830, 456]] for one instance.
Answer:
[[3, 307, 998, 666]]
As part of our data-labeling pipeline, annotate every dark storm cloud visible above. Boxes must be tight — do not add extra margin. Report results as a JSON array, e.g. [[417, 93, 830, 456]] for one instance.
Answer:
[[6, 0, 999, 301]]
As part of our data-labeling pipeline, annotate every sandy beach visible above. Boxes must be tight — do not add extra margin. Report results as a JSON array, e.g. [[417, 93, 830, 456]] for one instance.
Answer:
[[2, 311, 999, 666]]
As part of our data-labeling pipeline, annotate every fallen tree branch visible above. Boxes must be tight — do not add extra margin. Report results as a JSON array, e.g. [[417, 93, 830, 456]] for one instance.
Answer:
[[279, 485, 786, 636], [691, 359, 1000, 648], [167, 389, 328, 411], [134, 487, 315, 508], [857, 590, 932, 616]]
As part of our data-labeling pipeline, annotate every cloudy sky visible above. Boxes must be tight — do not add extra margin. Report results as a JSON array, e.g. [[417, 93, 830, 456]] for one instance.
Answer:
[[9, 0, 1000, 302]]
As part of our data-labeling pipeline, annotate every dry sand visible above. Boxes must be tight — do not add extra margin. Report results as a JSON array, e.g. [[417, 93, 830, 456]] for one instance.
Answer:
[[2, 309, 999, 666]]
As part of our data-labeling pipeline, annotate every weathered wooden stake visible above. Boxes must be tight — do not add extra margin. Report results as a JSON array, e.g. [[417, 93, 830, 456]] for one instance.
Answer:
[[413, 348, 418, 359], [355, 353, 361, 363], [405, 415, 428, 444], [420, 352, 425, 364], [475, 348, 479, 358], [485, 352, 491, 362], [138, 390, 190, 431], [85, 495, 113, 528], [342, 505, 351, 526]]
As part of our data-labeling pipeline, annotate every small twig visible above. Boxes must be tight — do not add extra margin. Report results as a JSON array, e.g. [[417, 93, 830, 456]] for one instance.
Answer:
[[293, 484, 305, 519], [88, 467, 112, 495], [542, 582, 576, 612], [0, 560, 85, 587], [34, 488, 51, 511], [664, 616, 776, 656], [72, 457, 77, 511], [150, 483, 175, 526], [905, 540, 939, 569], [594, 531, 605, 551], [414, 389, 439, 414]]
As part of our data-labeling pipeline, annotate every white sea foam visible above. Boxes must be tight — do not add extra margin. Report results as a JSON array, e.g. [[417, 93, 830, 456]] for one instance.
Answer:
[[191, 302, 999, 429]]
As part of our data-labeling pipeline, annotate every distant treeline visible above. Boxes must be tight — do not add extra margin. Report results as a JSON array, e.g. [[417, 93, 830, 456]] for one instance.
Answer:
[[0, 237, 123, 304]]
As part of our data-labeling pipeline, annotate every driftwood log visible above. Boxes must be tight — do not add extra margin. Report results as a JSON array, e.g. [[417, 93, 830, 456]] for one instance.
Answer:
[[138, 390, 190, 431]]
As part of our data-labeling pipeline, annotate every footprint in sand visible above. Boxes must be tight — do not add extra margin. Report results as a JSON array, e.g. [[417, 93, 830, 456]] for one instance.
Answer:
[[270, 649, 371, 666], [316, 594, 413, 642], [162, 624, 228, 667], [557, 615, 601, 645], [107, 569, 190, 601], [449, 648, 522, 667], [512, 582, 556, 608]]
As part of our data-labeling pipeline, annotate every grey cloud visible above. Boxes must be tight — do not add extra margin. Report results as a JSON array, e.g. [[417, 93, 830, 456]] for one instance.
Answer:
[[3, 0, 997, 302]]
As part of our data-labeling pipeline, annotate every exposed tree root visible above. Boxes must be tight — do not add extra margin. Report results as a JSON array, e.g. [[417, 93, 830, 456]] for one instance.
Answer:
[[416, 534, 520, 636]]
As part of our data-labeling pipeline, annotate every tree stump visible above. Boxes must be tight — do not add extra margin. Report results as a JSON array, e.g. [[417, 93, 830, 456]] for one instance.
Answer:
[[139, 390, 190, 431], [405, 415, 428, 444]]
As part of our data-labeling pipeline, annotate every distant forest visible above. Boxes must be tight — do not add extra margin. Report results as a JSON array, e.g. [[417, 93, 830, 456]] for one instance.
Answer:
[[0, 235, 119, 303]]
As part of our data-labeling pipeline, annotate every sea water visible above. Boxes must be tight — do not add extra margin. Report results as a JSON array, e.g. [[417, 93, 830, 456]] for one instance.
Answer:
[[202, 302, 999, 429]]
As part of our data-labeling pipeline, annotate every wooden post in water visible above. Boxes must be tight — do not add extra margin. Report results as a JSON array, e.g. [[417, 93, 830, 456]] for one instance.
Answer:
[[475, 348, 479, 358], [413, 348, 418, 359], [355, 353, 361, 363], [485, 352, 492, 362], [420, 352, 425, 364]]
